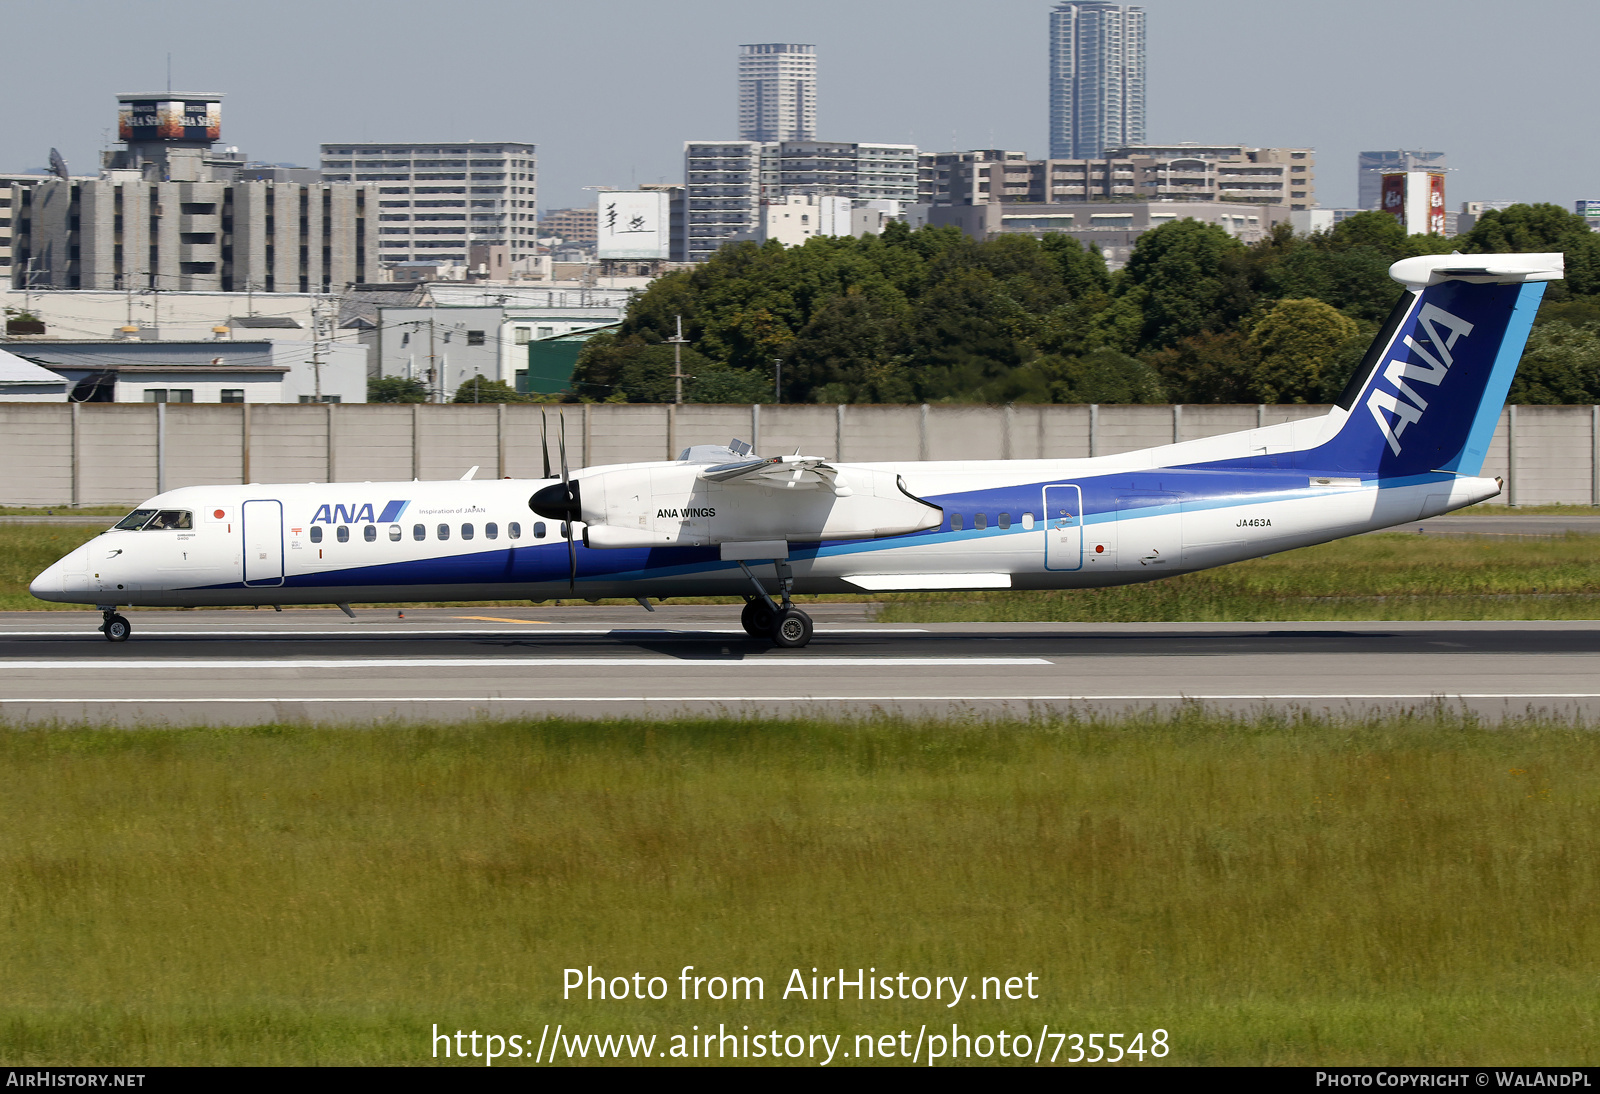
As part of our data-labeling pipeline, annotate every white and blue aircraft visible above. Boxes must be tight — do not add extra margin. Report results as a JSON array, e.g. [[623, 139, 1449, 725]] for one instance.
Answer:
[[31, 252, 1562, 647]]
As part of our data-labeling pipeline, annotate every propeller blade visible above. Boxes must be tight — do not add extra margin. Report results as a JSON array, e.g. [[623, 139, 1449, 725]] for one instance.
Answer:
[[566, 520, 577, 593], [558, 411, 570, 484], [559, 412, 576, 592], [540, 410, 552, 480]]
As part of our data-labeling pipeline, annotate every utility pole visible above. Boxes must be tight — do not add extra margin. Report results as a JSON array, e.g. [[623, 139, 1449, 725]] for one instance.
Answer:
[[773, 358, 782, 403], [427, 313, 438, 403], [667, 314, 689, 405], [309, 297, 325, 402]]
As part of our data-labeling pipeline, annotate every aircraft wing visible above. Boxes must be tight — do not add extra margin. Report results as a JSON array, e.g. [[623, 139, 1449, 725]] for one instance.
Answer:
[[699, 455, 854, 496]]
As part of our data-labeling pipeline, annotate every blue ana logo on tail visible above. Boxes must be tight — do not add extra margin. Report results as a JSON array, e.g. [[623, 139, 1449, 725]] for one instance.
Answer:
[[1366, 303, 1475, 456], [311, 500, 410, 524]]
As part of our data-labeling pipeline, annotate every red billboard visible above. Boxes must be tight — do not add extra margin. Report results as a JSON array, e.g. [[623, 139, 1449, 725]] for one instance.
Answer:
[[1381, 173, 1407, 226]]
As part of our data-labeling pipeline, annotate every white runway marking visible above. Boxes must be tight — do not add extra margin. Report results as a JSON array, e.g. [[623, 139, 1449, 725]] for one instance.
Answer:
[[0, 657, 1051, 670], [2, 693, 1598, 704]]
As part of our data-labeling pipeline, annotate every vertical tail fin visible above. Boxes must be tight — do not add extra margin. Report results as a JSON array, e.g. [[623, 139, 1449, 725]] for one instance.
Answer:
[[1305, 252, 1563, 477]]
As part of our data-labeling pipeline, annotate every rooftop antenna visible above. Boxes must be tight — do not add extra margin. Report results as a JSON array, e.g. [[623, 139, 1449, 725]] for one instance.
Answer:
[[166, 53, 171, 93]]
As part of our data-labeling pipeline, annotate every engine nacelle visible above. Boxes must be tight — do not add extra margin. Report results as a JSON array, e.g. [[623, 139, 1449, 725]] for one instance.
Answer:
[[577, 463, 941, 549]]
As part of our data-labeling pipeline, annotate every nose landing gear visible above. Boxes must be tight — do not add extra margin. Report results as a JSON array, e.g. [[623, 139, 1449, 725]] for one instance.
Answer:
[[98, 607, 131, 643]]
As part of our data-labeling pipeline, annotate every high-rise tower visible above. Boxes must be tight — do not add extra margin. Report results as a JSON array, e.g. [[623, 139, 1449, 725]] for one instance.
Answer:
[[738, 44, 817, 142], [1049, 3, 1146, 160]]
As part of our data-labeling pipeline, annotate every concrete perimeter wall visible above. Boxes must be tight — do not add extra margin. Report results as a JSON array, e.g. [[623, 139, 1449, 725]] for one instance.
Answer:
[[0, 402, 1590, 507]]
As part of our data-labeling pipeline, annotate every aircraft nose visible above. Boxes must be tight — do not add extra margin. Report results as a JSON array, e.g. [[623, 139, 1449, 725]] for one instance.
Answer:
[[29, 559, 63, 601]]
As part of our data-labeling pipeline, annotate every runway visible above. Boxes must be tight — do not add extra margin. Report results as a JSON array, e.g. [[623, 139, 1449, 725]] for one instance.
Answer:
[[2, 604, 1599, 724]]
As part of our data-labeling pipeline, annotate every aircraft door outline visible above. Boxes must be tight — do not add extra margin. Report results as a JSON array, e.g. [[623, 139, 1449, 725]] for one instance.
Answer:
[[242, 499, 285, 587], [1043, 484, 1083, 571]]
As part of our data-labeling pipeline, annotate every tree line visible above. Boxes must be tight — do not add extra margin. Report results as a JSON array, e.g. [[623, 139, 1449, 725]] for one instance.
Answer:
[[565, 203, 1600, 406]]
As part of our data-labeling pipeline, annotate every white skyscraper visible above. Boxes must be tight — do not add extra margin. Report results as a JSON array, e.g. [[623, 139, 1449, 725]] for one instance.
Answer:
[[1049, 3, 1146, 160], [739, 44, 817, 142]]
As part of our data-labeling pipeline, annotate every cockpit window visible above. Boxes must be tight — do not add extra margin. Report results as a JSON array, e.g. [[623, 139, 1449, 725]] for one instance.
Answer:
[[114, 509, 193, 531]]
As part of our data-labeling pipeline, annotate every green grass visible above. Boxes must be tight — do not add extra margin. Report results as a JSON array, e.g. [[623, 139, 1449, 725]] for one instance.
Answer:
[[0, 505, 129, 516], [0, 525, 104, 609], [1456, 502, 1600, 515], [880, 531, 1600, 622], [2, 711, 1598, 1065]]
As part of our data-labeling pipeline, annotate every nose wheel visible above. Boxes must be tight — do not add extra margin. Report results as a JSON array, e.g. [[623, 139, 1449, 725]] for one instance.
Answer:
[[100, 611, 131, 643]]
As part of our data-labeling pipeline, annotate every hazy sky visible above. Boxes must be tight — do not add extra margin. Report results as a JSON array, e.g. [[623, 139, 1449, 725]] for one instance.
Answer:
[[5, 0, 1589, 212]]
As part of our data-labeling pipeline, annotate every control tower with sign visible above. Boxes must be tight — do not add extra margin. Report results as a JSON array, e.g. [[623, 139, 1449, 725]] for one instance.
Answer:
[[102, 93, 243, 181]]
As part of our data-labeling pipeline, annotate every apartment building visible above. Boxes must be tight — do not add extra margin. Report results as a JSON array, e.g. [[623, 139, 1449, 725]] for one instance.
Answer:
[[682, 140, 918, 262], [923, 144, 1314, 211], [1049, 2, 1146, 159], [739, 43, 817, 142], [540, 207, 598, 244], [14, 176, 379, 292], [933, 199, 1290, 269], [0, 175, 48, 282], [320, 142, 538, 268]]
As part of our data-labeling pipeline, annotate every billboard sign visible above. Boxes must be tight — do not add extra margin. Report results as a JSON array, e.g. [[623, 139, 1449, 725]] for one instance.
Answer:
[[1381, 171, 1446, 234], [118, 99, 221, 144], [1381, 173, 1407, 227], [597, 191, 670, 259]]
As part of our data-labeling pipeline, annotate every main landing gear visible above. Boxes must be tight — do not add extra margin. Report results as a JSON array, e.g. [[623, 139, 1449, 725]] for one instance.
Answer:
[[737, 559, 813, 648], [98, 607, 131, 643]]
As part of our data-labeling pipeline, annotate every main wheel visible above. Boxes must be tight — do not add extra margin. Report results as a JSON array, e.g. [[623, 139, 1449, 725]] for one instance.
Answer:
[[770, 607, 813, 649], [740, 599, 775, 638], [104, 614, 131, 643]]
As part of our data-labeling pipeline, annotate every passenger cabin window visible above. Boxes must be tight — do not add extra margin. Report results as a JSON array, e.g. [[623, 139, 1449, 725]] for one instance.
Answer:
[[974, 513, 987, 530], [389, 525, 402, 541], [461, 523, 474, 540], [336, 526, 350, 543], [509, 522, 522, 539], [485, 522, 498, 540], [531, 522, 543, 539], [998, 512, 1011, 529], [310, 526, 323, 543], [363, 525, 377, 542], [950, 514, 963, 532], [437, 524, 450, 541], [413, 524, 425, 541], [1022, 512, 1035, 530]]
